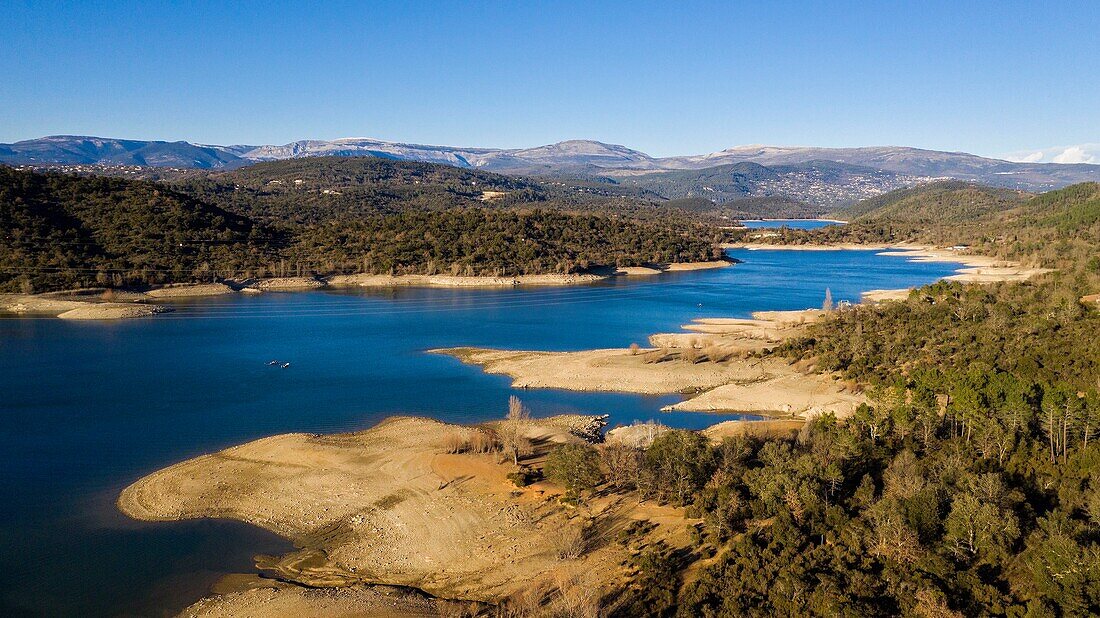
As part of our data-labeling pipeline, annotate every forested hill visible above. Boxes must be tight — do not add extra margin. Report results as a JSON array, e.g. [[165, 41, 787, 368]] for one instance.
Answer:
[[0, 166, 272, 292], [762, 182, 1100, 283], [1006, 181, 1100, 231], [170, 156, 551, 225], [840, 181, 1032, 222], [0, 166, 723, 292]]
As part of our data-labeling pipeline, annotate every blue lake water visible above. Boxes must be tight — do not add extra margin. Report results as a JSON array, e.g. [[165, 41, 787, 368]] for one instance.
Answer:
[[0, 248, 960, 616], [739, 219, 844, 230]]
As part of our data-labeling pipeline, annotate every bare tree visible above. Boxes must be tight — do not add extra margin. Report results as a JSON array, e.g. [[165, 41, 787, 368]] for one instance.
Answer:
[[823, 287, 834, 312], [500, 395, 532, 466]]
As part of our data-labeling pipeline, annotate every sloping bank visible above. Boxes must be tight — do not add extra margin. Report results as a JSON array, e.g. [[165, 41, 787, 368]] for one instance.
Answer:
[[118, 415, 694, 616], [435, 246, 1052, 419]]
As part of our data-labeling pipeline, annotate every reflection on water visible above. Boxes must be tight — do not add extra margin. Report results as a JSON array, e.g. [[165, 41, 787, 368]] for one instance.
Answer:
[[0, 248, 959, 616]]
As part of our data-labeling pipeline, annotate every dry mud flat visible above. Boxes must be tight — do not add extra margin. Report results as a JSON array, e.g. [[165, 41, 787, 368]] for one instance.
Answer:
[[436, 309, 865, 419], [179, 581, 470, 618], [144, 283, 236, 299], [0, 293, 170, 320], [120, 416, 691, 616]]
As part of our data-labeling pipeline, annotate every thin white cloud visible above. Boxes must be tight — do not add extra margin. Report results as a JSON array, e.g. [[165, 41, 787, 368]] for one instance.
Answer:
[[1002, 143, 1100, 164]]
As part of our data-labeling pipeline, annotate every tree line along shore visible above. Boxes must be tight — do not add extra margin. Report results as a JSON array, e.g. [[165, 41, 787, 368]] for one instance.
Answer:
[[0, 163, 730, 295]]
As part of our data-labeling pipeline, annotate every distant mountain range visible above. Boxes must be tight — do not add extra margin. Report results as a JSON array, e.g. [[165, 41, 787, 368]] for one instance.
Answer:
[[4, 134, 1098, 198]]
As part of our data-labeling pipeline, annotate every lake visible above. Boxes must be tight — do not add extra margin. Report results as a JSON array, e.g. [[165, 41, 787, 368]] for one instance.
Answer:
[[739, 219, 845, 230], [0, 248, 961, 616]]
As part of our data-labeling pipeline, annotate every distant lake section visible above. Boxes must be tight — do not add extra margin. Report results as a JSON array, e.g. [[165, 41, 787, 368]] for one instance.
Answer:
[[738, 219, 846, 230]]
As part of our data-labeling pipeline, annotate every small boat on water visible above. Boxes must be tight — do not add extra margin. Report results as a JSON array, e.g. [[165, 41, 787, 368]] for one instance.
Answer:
[[281, 362, 291, 368], [266, 360, 279, 366]]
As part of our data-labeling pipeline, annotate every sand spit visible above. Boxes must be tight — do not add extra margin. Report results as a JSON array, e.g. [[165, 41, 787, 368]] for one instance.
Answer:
[[436, 347, 775, 395], [119, 415, 689, 609], [57, 303, 169, 320], [435, 306, 862, 419]]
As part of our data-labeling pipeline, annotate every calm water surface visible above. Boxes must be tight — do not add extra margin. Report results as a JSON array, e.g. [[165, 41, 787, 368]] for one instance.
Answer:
[[739, 219, 844, 230], [0, 249, 960, 616]]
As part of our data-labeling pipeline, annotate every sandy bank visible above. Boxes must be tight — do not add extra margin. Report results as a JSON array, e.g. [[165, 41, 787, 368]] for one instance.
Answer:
[[0, 294, 92, 315], [144, 283, 235, 299], [435, 302, 864, 419], [664, 372, 863, 417], [57, 303, 168, 320], [649, 311, 823, 355], [179, 581, 473, 618], [0, 293, 169, 320], [722, 244, 1053, 305], [119, 415, 685, 606], [249, 277, 327, 291], [662, 260, 734, 272], [435, 347, 773, 395], [861, 288, 913, 303], [702, 419, 806, 441], [946, 266, 1053, 283], [856, 248, 1053, 302]]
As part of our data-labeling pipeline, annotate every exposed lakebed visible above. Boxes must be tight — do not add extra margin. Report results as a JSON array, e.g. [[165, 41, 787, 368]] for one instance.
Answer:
[[0, 248, 962, 616]]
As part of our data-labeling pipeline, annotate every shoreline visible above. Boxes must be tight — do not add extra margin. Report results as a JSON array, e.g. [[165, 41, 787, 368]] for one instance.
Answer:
[[432, 242, 1053, 420], [2, 242, 1050, 321], [118, 414, 696, 615], [434, 308, 865, 420], [0, 259, 734, 320], [724, 242, 1051, 293], [736, 218, 848, 224]]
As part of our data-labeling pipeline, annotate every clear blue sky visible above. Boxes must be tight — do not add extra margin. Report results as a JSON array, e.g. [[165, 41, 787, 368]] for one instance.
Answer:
[[2, 0, 1098, 159]]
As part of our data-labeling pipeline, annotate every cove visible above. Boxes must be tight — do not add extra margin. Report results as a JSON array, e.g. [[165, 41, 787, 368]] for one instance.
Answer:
[[0, 248, 961, 616]]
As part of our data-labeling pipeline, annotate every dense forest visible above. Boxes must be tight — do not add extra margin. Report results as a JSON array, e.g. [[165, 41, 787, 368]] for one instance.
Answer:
[[0, 166, 273, 292], [0, 165, 723, 292], [630, 285, 1100, 615], [290, 209, 722, 277], [838, 180, 1032, 223], [583, 182, 1100, 616]]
